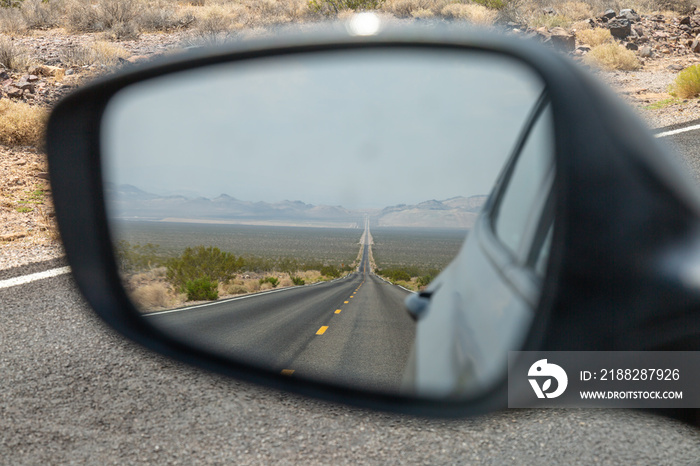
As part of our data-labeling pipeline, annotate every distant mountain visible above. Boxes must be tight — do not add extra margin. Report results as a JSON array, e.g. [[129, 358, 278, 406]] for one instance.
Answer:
[[375, 195, 486, 229], [105, 185, 485, 229]]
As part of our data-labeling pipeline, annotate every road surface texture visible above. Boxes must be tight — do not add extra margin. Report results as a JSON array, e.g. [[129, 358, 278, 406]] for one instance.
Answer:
[[2, 127, 700, 463]]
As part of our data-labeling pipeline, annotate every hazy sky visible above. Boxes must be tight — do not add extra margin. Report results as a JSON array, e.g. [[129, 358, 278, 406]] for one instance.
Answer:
[[102, 48, 546, 209]]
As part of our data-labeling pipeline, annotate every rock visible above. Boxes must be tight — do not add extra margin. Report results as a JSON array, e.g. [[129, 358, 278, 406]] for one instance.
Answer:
[[619, 9, 640, 21], [0, 71, 8, 80], [681, 16, 692, 25], [65, 69, 74, 76], [5, 87, 23, 98], [691, 37, 700, 52], [542, 7, 555, 15], [602, 8, 617, 20], [667, 64, 685, 70], [640, 45, 653, 57], [126, 55, 150, 64], [35, 172, 50, 180], [16, 82, 35, 93], [608, 18, 632, 38], [27, 65, 64, 79], [626, 42, 639, 50], [633, 25, 646, 37]]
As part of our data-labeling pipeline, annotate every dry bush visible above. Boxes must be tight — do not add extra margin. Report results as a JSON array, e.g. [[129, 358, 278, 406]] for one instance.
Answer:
[[411, 7, 434, 17], [221, 282, 248, 295], [21, 0, 64, 29], [242, 0, 312, 25], [0, 37, 32, 70], [670, 64, 700, 98], [558, 1, 593, 19], [64, 0, 142, 34], [185, 3, 246, 45], [583, 43, 641, 70], [260, 281, 274, 291], [0, 100, 48, 147], [278, 276, 293, 287], [299, 270, 322, 283], [130, 282, 180, 310], [245, 279, 261, 292], [577, 27, 613, 46], [139, 0, 194, 31], [102, 20, 140, 39], [382, 0, 448, 18], [0, 5, 28, 33], [60, 40, 128, 67], [441, 3, 498, 24]]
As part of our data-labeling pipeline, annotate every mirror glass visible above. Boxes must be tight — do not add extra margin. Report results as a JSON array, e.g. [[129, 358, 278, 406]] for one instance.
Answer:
[[100, 47, 552, 399]]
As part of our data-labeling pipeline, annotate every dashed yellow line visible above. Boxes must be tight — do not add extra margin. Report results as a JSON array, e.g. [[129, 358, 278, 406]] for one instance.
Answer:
[[316, 326, 329, 335], [335, 309, 342, 314], [281, 369, 295, 376], [344, 301, 349, 304]]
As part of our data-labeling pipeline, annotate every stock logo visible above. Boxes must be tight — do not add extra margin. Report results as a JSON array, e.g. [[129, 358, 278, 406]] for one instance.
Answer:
[[528, 359, 568, 399]]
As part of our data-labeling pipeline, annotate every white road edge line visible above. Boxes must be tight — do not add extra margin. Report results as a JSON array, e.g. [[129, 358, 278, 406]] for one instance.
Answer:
[[0, 266, 71, 290], [655, 124, 700, 138]]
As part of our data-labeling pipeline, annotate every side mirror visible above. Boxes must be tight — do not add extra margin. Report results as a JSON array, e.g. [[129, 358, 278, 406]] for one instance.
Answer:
[[47, 23, 700, 418]]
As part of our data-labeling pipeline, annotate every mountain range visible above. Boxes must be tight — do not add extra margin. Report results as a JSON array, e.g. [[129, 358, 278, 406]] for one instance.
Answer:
[[105, 184, 486, 229]]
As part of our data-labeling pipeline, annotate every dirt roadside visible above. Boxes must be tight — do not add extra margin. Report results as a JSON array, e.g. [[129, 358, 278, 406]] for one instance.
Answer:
[[2, 23, 700, 269]]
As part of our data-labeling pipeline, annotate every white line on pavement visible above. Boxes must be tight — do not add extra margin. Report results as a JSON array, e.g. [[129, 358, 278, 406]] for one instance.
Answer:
[[0, 266, 71, 290], [655, 124, 700, 139]]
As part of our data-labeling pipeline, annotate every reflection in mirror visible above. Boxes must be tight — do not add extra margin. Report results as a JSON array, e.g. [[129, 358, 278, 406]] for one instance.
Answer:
[[101, 48, 550, 398]]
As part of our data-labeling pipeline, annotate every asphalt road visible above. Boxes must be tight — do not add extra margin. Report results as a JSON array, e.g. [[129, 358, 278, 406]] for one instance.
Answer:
[[147, 243, 415, 393], [3, 124, 700, 463]]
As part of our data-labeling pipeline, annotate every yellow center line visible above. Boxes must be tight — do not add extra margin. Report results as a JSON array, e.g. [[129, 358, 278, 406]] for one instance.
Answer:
[[281, 369, 295, 376], [316, 326, 329, 335], [344, 301, 349, 304], [335, 309, 341, 314]]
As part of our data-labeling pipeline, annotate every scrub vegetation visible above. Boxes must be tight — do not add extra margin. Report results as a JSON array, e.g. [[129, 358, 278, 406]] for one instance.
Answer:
[[115, 240, 356, 309], [0, 99, 47, 147], [670, 64, 700, 99]]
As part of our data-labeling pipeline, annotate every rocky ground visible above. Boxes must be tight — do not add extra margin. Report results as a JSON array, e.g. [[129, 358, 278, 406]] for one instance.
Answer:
[[3, 9, 700, 268]]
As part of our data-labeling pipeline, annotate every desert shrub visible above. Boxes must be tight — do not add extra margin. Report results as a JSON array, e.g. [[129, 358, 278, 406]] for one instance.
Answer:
[[576, 27, 613, 46], [583, 43, 640, 70], [378, 268, 411, 281], [223, 283, 248, 295], [0, 37, 32, 70], [441, 3, 498, 24], [184, 276, 219, 301], [320, 265, 341, 278], [130, 282, 174, 309], [383, 0, 447, 17], [291, 275, 305, 286], [115, 241, 165, 274], [411, 7, 433, 17], [472, 0, 505, 9], [0, 4, 27, 33], [59, 40, 128, 67], [64, 0, 141, 34], [0, 99, 47, 147], [416, 274, 434, 288], [244, 0, 310, 24], [670, 64, 700, 99], [245, 279, 261, 292], [557, 0, 593, 18], [309, 0, 383, 15], [139, 1, 193, 31], [21, 0, 63, 29], [259, 276, 279, 288], [166, 245, 244, 289]]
